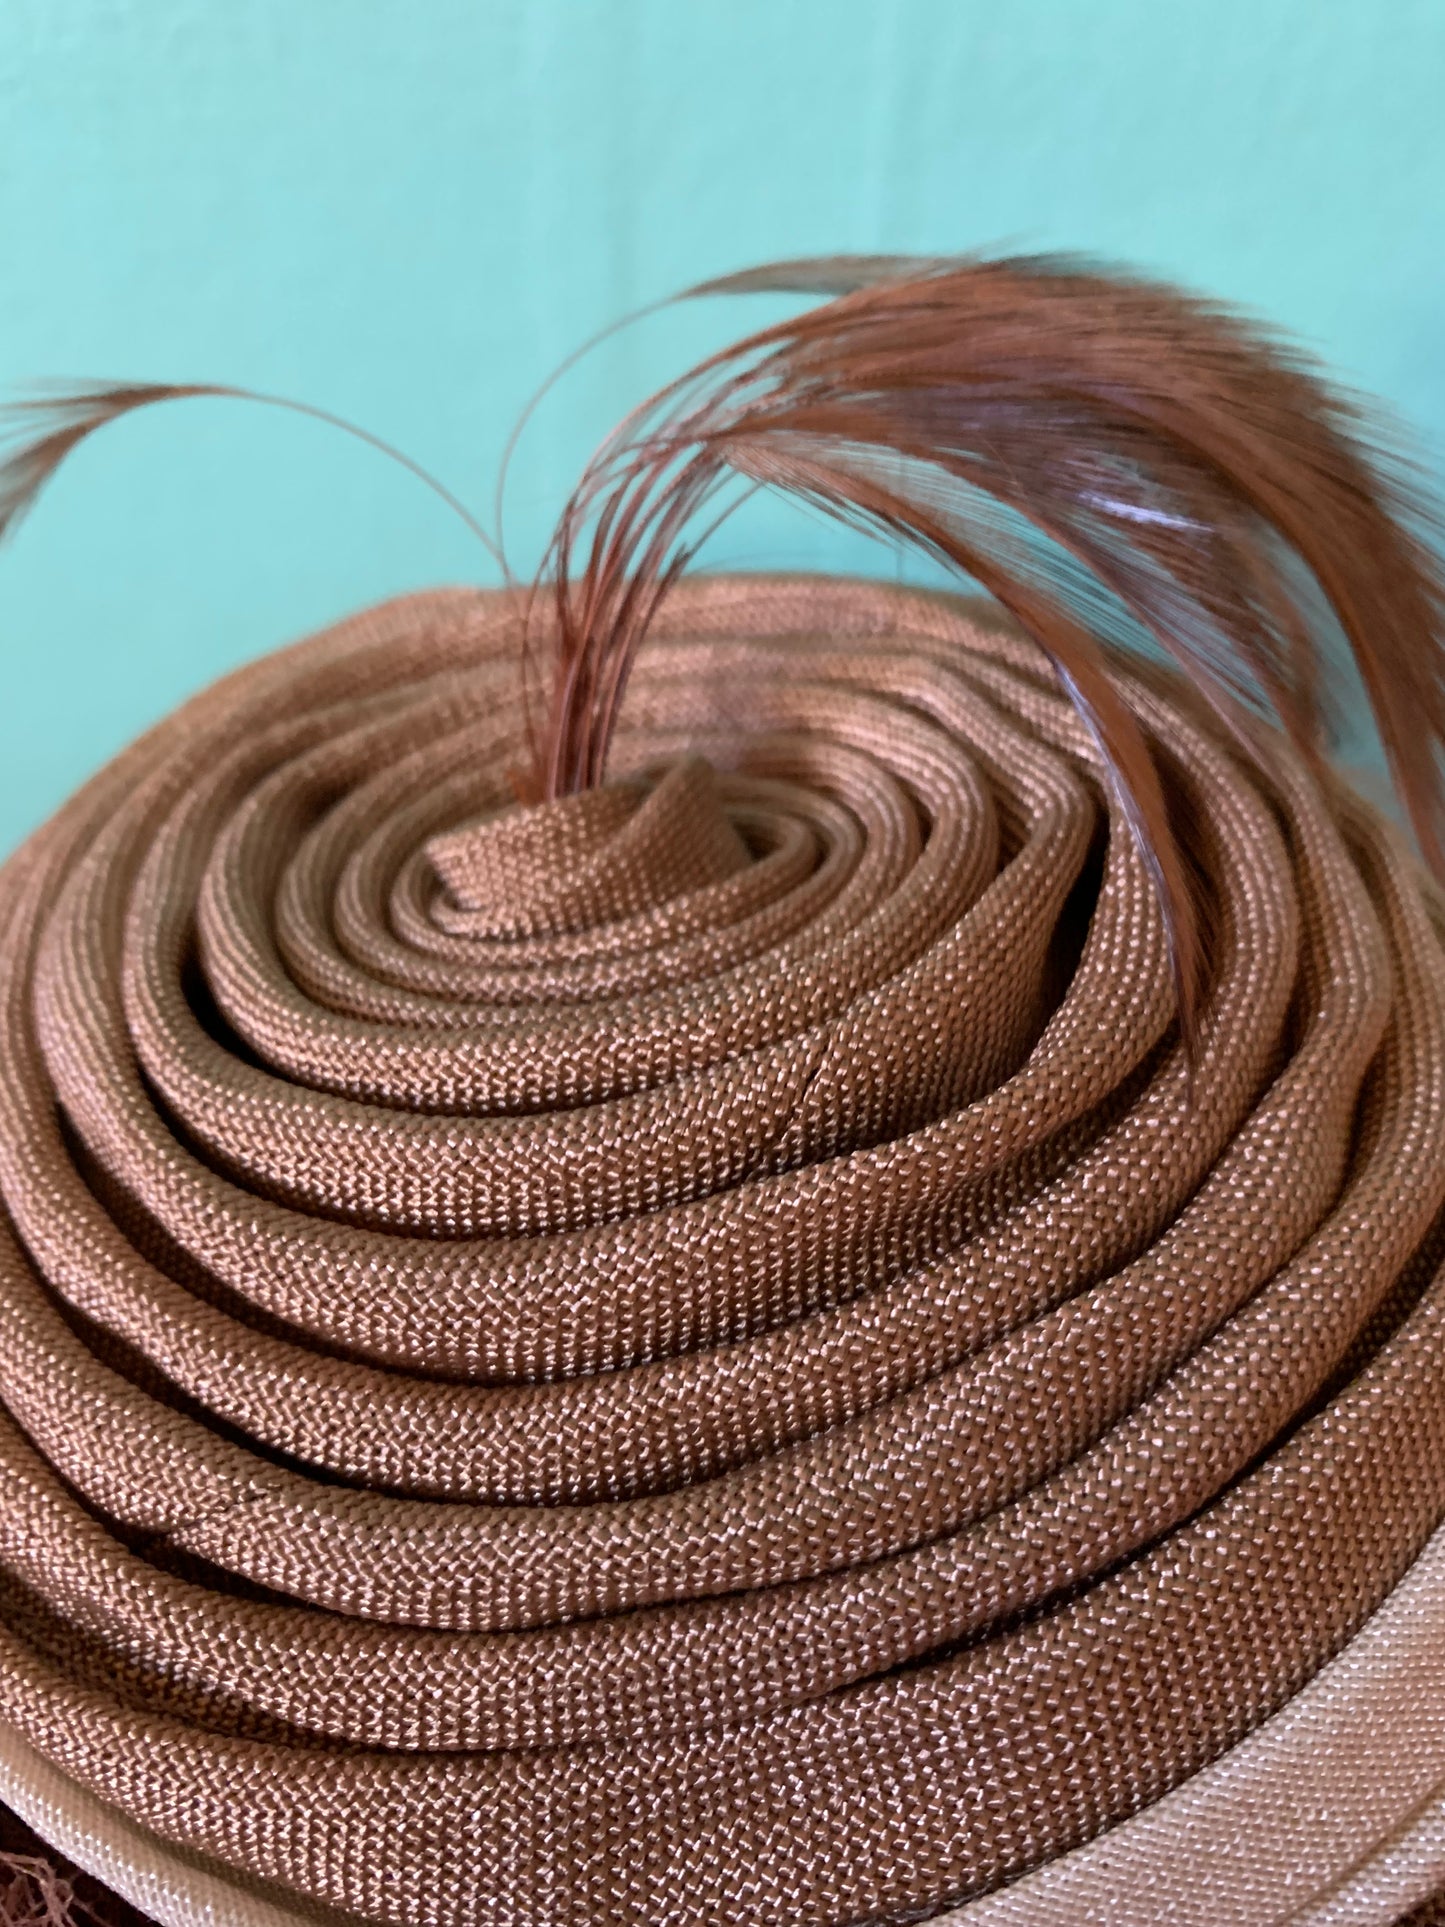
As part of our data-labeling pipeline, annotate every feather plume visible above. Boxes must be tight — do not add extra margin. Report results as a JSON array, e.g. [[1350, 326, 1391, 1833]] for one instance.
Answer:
[[529, 252, 1445, 1044], [683, 255, 961, 299], [0, 381, 501, 562]]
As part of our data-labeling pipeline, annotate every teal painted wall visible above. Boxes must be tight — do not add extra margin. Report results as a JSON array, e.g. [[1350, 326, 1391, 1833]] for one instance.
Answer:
[[1, 0, 1442, 853]]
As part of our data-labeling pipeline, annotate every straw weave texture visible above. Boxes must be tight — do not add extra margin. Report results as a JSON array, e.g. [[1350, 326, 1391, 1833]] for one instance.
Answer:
[[1, 574, 1444, 1925]]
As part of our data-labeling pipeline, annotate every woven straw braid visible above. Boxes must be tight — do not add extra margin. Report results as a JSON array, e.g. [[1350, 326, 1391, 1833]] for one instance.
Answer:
[[1, 572, 1444, 1924], [13, 1518, 1445, 1926]]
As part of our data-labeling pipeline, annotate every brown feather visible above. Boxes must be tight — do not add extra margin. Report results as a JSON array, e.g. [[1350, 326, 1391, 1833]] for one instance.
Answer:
[[0, 381, 500, 562], [682, 255, 961, 300], [529, 252, 1445, 1048]]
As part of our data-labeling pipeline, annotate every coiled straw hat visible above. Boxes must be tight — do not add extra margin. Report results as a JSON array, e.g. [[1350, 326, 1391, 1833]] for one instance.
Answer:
[[2, 254, 1445, 1927]]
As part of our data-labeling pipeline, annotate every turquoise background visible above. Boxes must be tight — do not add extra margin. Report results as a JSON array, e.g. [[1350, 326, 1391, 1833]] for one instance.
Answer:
[[1, 0, 1442, 854]]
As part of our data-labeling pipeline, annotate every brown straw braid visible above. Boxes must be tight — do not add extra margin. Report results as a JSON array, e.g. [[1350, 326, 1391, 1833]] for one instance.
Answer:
[[1, 256, 1445, 1924], [0, 573, 1439, 1921]]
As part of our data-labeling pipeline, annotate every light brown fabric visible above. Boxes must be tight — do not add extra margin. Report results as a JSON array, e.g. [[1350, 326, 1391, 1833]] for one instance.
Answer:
[[0, 1723, 351, 1927], [946, 1510, 1445, 1925], [1, 574, 1444, 1925]]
